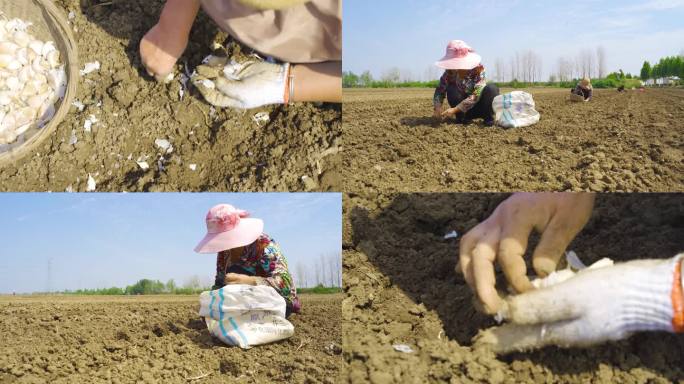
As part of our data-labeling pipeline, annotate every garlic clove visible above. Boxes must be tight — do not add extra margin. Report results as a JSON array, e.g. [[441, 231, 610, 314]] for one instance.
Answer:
[[13, 31, 30, 47], [16, 47, 28, 65], [48, 68, 66, 94], [0, 41, 18, 55], [38, 102, 55, 125], [6, 76, 20, 91], [0, 53, 14, 68], [13, 107, 37, 128], [31, 57, 42, 72], [1, 112, 15, 130], [15, 123, 31, 135], [41, 41, 56, 57], [27, 93, 47, 109], [20, 81, 39, 97], [28, 40, 43, 55], [6, 60, 21, 71], [0, 92, 12, 106], [46, 50, 60, 68], [17, 66, 31, 83], [0, 130, 18, 145], [33, 72, 47, 85]]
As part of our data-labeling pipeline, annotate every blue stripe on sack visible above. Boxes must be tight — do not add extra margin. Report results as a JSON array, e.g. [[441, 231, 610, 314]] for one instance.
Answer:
[[209, 290, 215, 319], [504, 109, 515, 127], [507, 110, 517, 127], [217, 289, 238, 346], [228, 317, 249, 347]]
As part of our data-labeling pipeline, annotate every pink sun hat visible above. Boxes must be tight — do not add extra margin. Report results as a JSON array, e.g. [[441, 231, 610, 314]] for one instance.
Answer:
[[435, 40, 482, 70], [194, 204, 264, 254]]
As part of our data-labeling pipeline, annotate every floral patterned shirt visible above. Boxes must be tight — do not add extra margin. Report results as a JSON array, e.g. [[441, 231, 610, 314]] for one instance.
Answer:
[[433, 65, 487, 112], [216, 233, 301, 313]]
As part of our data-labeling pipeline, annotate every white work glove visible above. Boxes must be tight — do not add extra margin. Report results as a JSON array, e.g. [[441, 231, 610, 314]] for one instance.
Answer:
[[474, 253, 684, 354], [192, 59, 290, 109]]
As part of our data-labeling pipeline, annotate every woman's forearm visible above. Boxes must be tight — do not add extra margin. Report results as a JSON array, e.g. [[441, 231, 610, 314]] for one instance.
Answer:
[[158, 0, 201, 35], [291, 61, 342, 103]]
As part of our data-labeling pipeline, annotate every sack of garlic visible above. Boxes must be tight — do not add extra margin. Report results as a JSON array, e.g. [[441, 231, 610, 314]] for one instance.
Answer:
[[0, 16, 67, 145]]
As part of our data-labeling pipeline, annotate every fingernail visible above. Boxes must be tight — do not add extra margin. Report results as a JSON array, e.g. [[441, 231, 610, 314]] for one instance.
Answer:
[[533, 258, 557, 277]]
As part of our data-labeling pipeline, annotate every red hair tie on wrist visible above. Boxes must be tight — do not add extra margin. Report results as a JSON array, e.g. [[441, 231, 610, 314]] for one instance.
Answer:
[[672, 259, 684, 333]]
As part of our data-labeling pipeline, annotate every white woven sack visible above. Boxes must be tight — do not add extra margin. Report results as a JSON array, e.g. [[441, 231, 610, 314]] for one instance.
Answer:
[[199, 285, 294, 349], [492, 91, 540, 128]]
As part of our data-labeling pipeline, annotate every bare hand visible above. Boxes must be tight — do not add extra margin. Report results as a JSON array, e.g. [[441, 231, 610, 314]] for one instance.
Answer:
[[224, 273, 257, 286], [441, 107, 459, 118], [433, 106, 442, 119], [458, 193, 596, 314], [139, 23, 188, 82]]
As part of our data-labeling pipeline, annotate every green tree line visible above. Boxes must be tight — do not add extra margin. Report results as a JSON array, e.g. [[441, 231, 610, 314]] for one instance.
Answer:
[[60, 278, 210, 295], [640, 55, 684, 80], [57, 280, 342, 296], [343, 70, 439, 88], [343, 70, 642, 89]]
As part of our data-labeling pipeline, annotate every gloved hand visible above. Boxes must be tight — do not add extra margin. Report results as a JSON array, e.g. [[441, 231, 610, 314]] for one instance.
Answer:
[[459, 192, 595, 314], [192, 59, 290, 109], [474, 254, 684, 354]]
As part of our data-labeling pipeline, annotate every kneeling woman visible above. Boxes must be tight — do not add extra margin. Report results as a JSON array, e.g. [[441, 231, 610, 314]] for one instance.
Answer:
[[194, 204, 301, 317], [571, 77, 593, 101], [433, 40, 499, 126]]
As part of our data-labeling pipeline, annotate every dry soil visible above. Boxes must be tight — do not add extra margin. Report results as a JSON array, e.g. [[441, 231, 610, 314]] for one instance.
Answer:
[[343, 87, 683, 193], [343, 192, 684, 383], [0, 0, 341, 192], [0, 293, 342, 383]]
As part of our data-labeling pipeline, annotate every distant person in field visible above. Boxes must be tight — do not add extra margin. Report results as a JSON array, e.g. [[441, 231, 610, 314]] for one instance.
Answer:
[[194, 204, 301, 317], [433, 40, 500, 126], [571, 77, 593, 101], [139, 0, 341, 108]]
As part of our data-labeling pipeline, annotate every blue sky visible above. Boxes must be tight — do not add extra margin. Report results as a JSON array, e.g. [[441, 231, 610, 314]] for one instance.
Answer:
[[344, 0, 684, 80], [0, 193, 341, 293]]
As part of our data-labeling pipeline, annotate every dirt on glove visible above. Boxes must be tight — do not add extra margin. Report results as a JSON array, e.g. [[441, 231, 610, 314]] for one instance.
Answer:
[[343, 88, 683, 193], [343, 192, 684, 383], [0, 0, 341, 192], [0, 294, 342, 383]]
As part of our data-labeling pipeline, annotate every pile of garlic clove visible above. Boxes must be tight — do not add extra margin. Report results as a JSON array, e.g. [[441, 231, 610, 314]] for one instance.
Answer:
[[0, 16, 67, 145]]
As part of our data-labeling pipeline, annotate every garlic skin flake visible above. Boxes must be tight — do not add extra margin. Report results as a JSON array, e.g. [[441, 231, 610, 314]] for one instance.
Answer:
[[0, 16, 67, 145], [80, 61, 100, 76]]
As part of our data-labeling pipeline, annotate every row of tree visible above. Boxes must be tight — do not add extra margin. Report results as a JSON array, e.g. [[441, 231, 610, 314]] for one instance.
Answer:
[[344, 46, 610, 86], [493, 50, 544, 83], [492, 46, 607, 83], [63, 277, 209, 295], [640, 54, 684, 80], [294, 253, 341, 288], [58, 252, 343, 295]]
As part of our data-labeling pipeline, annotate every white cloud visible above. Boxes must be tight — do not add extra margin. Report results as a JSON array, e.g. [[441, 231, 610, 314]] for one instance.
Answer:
[[620, 0, 684, 12]]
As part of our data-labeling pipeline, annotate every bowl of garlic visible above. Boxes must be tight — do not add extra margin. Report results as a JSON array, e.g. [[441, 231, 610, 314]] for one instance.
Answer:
[[0, 0, 77, 164]]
